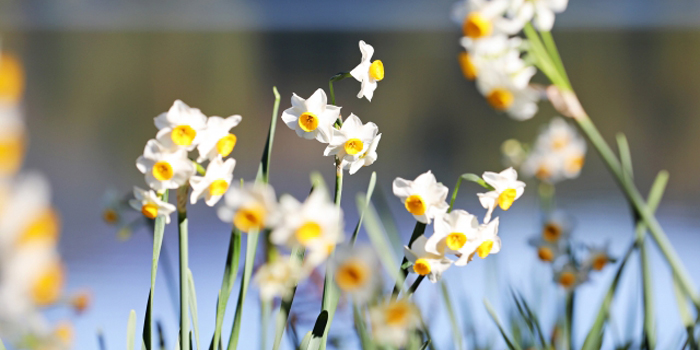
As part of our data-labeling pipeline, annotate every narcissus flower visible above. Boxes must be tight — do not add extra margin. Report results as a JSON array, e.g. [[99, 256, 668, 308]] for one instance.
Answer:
[[477, 167, 525, 223], [217, 183, 278, 233], [253, 256, 302, 302], [527, 236, 562, 263], [459, 35, 526, 81], [521, 117, 587, 183], [350, 40, 384, 102], [511, 0, 568, 31], [425, 210, 481, 266], [136, 139, 195, 191], [129, 187, 176, 224], [392, 171, 449, 224], [476, 63, 539, 121], [584, 244, 614, 271], [0, 53, 25, 103], [404, 235, 453, 283], [0, 105, 26, 177], [369, 299, 421, 348], [348, 133, 382, 175], [469, 217, 502, 259], [281, 89, 340, 143], [324, 114, 379, 174], [196, 115, 242, 162], [189, 156, 236, 206], [554, 262, 587, 290], [331, 245, 381, 303], [154, 100, 208, 151], [452, 0, 528, 39]]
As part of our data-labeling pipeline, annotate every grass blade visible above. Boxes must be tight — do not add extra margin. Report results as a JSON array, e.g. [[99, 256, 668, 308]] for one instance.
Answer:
[[127, 310, 137, 350], [227, 229, 260, 350], [300, 311, 329, 350], [371, 183, 402, 256], [143, 190, 169, 350], [419, 340, 432, 350], [358, 197, 404, 292], [258, 86, 280, 184], [187, 269, 200, 350], [210, 229, 242, 350], [673, 275, 698, 350], [514, 291, 547, 349], [177, 186, 190, 350], [394, 222, 426, 295], [440, 281, 463, 350], [616, 133, 633, 180], [351, 172, 377, 246], [484, 299, 522, 350], [352, 304, 375, 350]]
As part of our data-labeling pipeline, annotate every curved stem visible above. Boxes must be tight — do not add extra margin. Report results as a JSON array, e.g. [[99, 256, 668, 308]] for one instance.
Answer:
[[176, 186, 190, 350]]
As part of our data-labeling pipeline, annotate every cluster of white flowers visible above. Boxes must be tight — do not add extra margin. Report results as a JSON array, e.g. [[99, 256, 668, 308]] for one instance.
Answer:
[[394, 168, 525, 283], [453, 0, 569, 120], [0, 52, 83, 349]]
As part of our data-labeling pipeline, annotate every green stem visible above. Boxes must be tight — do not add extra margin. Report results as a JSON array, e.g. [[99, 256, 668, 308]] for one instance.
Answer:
[[329, 72, 351, 127], [227, 230, 260, 350], [565, 291, 574, 350], [540, 31, 571, 88], [143, 190, 169, 350], [176, 186, 190, 350], [408, 275, 426, 296], [394, 222, 427, 295]]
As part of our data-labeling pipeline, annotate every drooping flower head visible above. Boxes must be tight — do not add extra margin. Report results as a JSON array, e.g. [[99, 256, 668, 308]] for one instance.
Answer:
[[129, 187, 176, 224], [369, 299, 421, 348], [189, 156, 236, 206], [350, 40, 384, 102], [324, 114, 379, 174], [425, 210, 481, 266], [281, 89, 340, 143], [136, 139, 195, 191], [331, 245, 381, 303], [392, 171, 449, 224], [196, 115, 242, 162], [217, 182, 278, 233], [154, 100, 208, 151], [477, 167, 525, 223], [404, 235, 453, 283]]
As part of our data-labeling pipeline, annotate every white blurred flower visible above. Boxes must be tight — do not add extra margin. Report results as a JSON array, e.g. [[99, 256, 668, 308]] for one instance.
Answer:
[[136, 139, 196, 191], [0, 246, 64, 313], [528, 236, 562, 262], [369, 299, 421, 348], [510, 0, 568, 31], [425, 210, 481, 266], [459, 34, 525, 81], [350, 40, 384, 102], [0, 104, 25, 177], [217, 183, 278, 233], [477, 167, 525, 223], [324, 114, 379, 174], [521, 117, 587, 183], [253, 256, 303, 302], [154, 100, 208, 151], [453, 0, 529, 39], [129, 187, 176, 224], [189, 156, 236, 206], [554, 262, 588, 290], [584, 244, 614, 272], [196, 115, 242, 162], [404, 235, 453, 283], [392, 171, 449, 224], [476, 62, 540, 121], [281, 89, 340, 143], [331, 245, 381, 303]]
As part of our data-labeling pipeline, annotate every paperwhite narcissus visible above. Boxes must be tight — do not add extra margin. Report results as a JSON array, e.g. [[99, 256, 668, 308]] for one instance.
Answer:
[[348, 133, 382, 175], [476, 62, 540, 121], [392, 171, 449, 224], [404, 235, 453, 283], [0, 104, 26, 177], [425, 210, 481, 266], [521, 117, 587, 183], [584, 244, 614, 271], [136, 139, 196, 191], [369, 299, 421, 348], [0, 246, 64, 314], [189, 157, 236, 206], [510, 0, 568, 31], [253, 256, 302, 302], [331, 245, 381, 303], [281, 89, 340, 143], [196, 115, 242, 162], [128, 187, 176, 224], [459, 35, 525, 81], [217, 183, 278, 233], [324, 113, 379, 174], [452, 0, 530, 39], [554, 262, 588, 290], [154, 100, 208, 151], [527, 236, 561, 262], [477, 167, 525, 223], [350, 40, 384, 102], [466, 217, 502, 260]]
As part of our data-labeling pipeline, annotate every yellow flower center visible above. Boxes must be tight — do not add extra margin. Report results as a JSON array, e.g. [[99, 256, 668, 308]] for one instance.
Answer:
[[54, 322, 74, 345], [412, 258, 431, 275], [543, 223, 562, 242], [537, 247, 555, 262], [552, 135, 570, 150], [566, 156, 585, 173], [385, 301, 413, 326], [216, 134, 237, 157], [458, 52, 477, 80], [592, 254, 608, 271], [536, 165, 552, 181], [446, 232, 467, 250], [0, 133, 25, 176], [209, 179, 229, 197], [335, 259, 370, 292], [32, 262, 64, 306], [233, 205, 266, 232], [369, 60, 384, 81], [141, 203, 159, 219], [477, 239, 494, 259], [171, 125, 197, 146], [404, 195, 426, 216], [152, 161, 174, 181], [71, 292, 91, 313], [17, 209, 60, 247], [559, 271, 577, 288], [497, 188, 517, 210], [463, 13, 493, 39], [486, 88, 514, 110], [344, 138, 364, 155], [298, 112, 319, 132], [102, 209, 119, 224], [0, 54, 25, 103], [295, 221, 322, 245]]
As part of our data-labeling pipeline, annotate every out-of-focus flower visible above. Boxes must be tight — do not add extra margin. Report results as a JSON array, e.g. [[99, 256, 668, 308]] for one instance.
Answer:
[[253, 255, 303, 302], [477, 167, 525, 223], [404, 235, 453, 283], [324, 114, 379, 174], [350, 40, 384, 102], [459, 35, 525, 81], [70, 290, 92, 314], [281, 89, 340, 143], [476, 64, 540, 121], [541, 211, 572, 243], [510, 0, 568, 31], [528, 236, 562, 262], [136, 139, 195, 191], [425, 210, 481, 266], [0, 53, 25, 104], [331, 245, 381, 303], [128, 187, 176, 224], [521, 117, 587, 183], [196, 115, 242, 162], [0, 105, 25, 177], [554, 262, 587, 290], [52, 321, 74, 348], [154, 100, 208, 151], [501, 138, 527, 168], [452, 0, 528, 39], [369, 299, 421, 348], [584, 244, 614, 271], [189, 156, 236, 206], [218, 183, 279, 233], [392, 171, 449, 224]]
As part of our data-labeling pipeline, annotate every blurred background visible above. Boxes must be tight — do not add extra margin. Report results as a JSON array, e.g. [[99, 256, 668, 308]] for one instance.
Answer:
[[2, 0, 700, 348]]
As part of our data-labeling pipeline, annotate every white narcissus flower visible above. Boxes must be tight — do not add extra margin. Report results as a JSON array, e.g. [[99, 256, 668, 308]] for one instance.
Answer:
[[392, 171, 449, 224], [477, 167, 525, 223], [554, 262, 588, 290], [1, 246, 64, 312], [458, 35, 524, 81], [217, 183, 278, 233], [136, 139, 195, 191], [349, 133, 382, 175], [425, 210, 480, 266], [0, 104, 26, 177], [324, 114, 379, 174], [189, 157, 236, 206], [404, 235, 453, 283], [281, 89, 340, 143], [509, 0, 568, 32], [466, 217, 502, 260], [330, 245, 381, 303], [154, 100, 208, 151], [453, 0, 530, 39], [584, 244, 614, 272], [196, 115, 242, 162], [253, 255, 303, 302], [521, 117, 587, 183], [128, 187, 176, 224], [350, 40, 384, 102], [476, 61, 540, 121], [369, 299, 421, 348]]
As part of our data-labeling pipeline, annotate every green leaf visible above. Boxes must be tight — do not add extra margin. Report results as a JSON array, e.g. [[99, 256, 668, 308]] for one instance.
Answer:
[[394, 222, 426, 295], [210, 229, 242, 350], [187, 269, 200, 350], [127, 310, 137, 350], [616, 133, 633, 180], [177, 186, 191, 350], [143, 190, 169, 350], [257, 86, 281, 184], [440, 281, 463, 350], [352, 304, 375, 350], [351, 172, 377, 246], [0, 336, 6, 350], [449, 173, 493, 211], [227, 229, 260, 350], [357, 197, 404, 292], [419, 340, 432, 350], [272, 248, 305, 350], [484, 299, 522, 350], [371, 183, 403, 256], [299, 311, 328, 350], [512, 291, 547, 349]]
